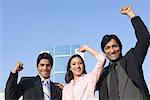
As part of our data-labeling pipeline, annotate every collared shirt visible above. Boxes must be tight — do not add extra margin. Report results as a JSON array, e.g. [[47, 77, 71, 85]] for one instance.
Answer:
[[62, 54, 105, 100], [39, 74, 51, 100], [39, 74, 50, 83]]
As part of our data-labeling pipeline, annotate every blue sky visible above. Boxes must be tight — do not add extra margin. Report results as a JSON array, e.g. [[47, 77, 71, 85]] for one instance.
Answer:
[[0, 0, 150, 92]]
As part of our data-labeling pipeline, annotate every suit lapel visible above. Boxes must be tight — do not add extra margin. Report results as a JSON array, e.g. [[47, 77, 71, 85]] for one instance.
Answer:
[[34, 75, 44, 100], [50, 81, 57, 99]]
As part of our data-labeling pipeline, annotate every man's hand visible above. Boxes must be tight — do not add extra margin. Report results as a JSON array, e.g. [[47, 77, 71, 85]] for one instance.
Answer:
[[120, 5, 135, 18], [54, 83, 64, 89], [11, 61, 24, 73]]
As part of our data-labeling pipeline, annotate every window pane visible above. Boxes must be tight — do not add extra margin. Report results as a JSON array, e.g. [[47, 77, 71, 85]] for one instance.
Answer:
[[55, 45, 70, 55], [55, 73, 65, 83], [71, 45, 80, 54], [55, 56, 69, 71]]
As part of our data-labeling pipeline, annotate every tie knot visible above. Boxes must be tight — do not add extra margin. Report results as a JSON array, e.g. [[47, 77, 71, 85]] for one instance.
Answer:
[[111, 62, 117, 70], [44, 80, 49, 86], [44, 80, 48, 83]]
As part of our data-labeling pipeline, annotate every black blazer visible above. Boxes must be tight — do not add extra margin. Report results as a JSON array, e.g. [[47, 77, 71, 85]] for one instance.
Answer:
[[96, 16, 150, 100], [5, 72, 62, 100]]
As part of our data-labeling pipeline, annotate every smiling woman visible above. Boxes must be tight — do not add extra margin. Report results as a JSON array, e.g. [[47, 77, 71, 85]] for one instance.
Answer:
[[65, 54, 86, 83], [62, 45, 106, 100]]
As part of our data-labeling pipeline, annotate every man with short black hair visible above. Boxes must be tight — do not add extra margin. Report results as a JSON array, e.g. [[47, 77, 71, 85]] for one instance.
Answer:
[[96, 5, 150, 100], [5, 52, 62, 100]]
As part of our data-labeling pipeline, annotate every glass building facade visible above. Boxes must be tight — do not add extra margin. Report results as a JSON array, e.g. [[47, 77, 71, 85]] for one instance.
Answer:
[[48, 44, 80, 84]]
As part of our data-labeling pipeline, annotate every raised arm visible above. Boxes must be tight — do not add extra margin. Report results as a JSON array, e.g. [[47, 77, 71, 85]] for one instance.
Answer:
[[121, 5, 150, 65], [78, 45, 106, 65], [78, 45, 106, 82], [120, 5, 135, 19], [78, 45, 100, 57], [5, 62, 23, 100]]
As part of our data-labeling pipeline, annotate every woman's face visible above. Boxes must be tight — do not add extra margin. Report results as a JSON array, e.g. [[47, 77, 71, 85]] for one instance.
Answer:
[[69, 57, 84, 79]]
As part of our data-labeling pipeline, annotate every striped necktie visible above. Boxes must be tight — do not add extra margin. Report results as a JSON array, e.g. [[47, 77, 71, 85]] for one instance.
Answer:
[[43, 80, 51, 100]]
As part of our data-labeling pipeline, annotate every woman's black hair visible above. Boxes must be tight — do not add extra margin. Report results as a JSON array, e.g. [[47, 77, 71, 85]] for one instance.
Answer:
[[65, 54, 87, 83]]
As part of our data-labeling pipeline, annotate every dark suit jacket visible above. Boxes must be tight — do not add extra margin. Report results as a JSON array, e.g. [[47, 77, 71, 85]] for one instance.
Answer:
[[5, 72, 62, 100], [96, 16, 150, 100]]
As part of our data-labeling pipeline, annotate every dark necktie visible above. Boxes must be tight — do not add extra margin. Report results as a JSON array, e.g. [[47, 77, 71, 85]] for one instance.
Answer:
[[109, 63, 119, 100]]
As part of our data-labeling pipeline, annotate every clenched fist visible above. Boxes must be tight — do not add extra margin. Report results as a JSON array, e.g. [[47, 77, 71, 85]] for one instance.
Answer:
[[11, 61, 24, 73]]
